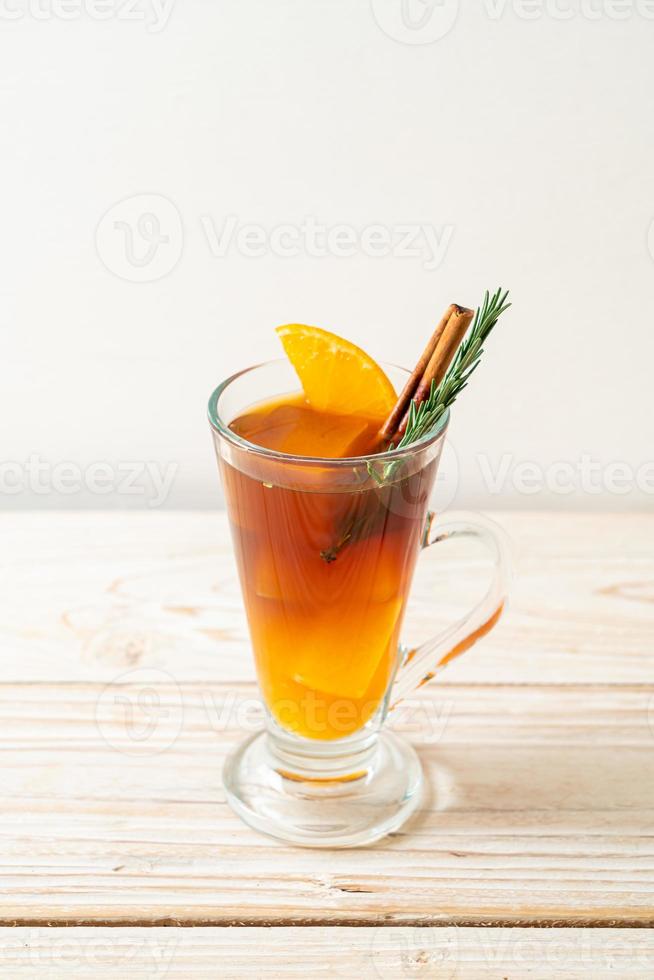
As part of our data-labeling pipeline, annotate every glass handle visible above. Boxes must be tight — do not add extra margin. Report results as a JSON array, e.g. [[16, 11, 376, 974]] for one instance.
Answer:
[[389, 511, 512, 709]]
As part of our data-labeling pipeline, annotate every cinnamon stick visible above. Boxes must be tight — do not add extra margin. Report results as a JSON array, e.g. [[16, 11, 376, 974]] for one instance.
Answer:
[[396, 304, 474, 437], [379, 303, 475, 445], [377, 304, 456, 444]]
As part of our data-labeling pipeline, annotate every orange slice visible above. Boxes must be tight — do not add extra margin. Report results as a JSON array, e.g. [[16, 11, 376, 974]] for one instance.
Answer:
[[275, 324, 396, 421]]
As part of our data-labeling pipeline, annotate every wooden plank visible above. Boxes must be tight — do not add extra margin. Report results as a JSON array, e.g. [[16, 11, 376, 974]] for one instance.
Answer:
[[1, 927, 654, 978], [1, 511, 653, 686], [0, 680, 653, 924], [0, 512, 653, 925]]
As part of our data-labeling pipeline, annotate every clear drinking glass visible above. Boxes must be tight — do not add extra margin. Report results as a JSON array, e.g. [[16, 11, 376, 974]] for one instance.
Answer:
[[208, 360, 511, 847]]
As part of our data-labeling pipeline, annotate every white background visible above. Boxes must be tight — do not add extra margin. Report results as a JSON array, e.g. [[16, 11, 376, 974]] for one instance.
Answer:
[[1, 0, 653, 510]]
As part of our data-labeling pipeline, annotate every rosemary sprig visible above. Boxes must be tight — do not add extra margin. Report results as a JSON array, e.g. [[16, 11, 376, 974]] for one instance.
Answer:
[[320, 509, 371, 563], [397, 286, 511, 448], [367, 287, 511, 485]]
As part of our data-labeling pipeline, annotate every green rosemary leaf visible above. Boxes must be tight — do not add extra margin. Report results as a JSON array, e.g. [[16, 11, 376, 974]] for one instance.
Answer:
[[326, 287, 512, 561], [394, 287, 511, 452], [366, 460, 385, 485]]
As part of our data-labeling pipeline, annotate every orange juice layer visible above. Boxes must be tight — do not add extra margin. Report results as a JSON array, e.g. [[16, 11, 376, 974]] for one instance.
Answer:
[[224, 395, 436, 740]]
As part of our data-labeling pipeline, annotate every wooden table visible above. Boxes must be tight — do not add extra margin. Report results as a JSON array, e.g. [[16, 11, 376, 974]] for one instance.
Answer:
[[2, 511, 653, 977]]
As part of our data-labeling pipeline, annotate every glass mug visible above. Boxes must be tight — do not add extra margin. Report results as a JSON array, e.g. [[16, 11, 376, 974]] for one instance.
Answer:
[[209, 360, 511, 847]]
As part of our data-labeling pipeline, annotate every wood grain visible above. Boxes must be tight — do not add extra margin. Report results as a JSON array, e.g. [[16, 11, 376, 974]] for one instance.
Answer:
[[2, 511, 653, 686], [0, 512, 652, 928], [1, 927, 654, 978]]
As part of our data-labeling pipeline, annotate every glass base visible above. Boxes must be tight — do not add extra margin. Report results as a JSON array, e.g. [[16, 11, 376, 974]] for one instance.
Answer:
[[223, 728, 423, 848]]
